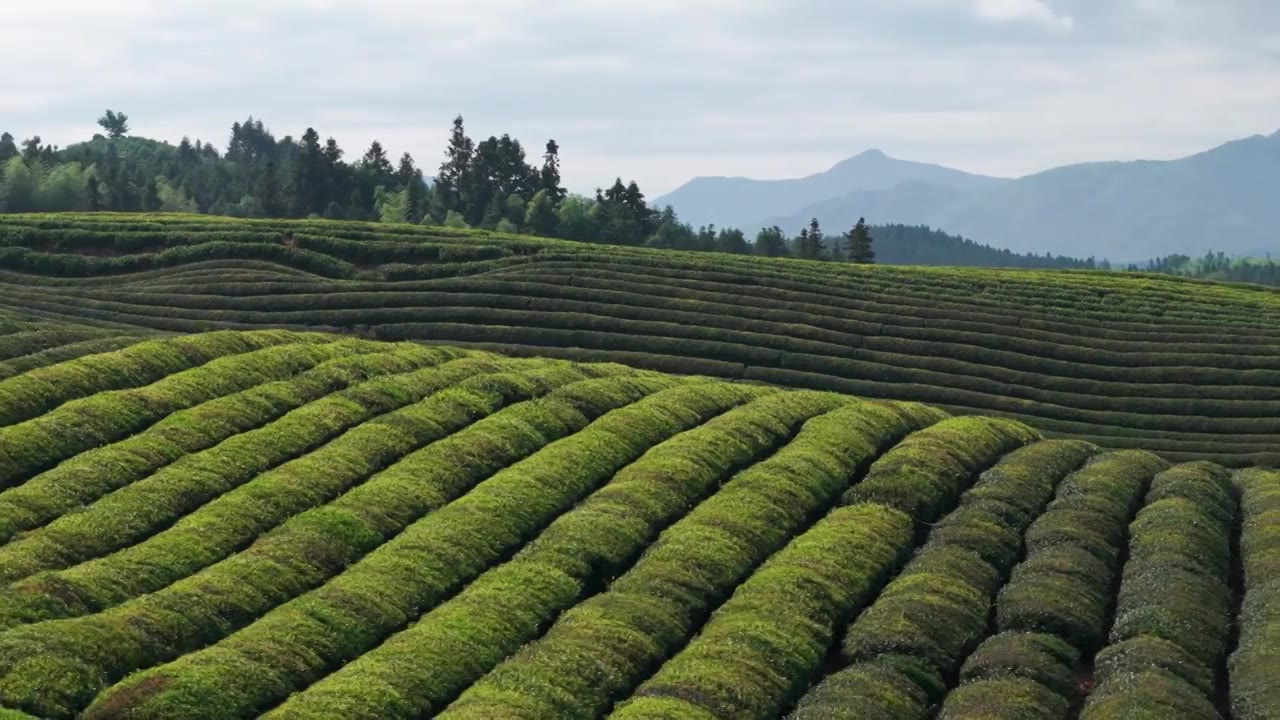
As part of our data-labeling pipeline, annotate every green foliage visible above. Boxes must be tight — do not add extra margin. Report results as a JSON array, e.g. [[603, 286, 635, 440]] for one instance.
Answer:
[[260, 380, 766, 720], [997, 451, 1167, 653], [1080, 463, 1235, 718], [937, 677, 1071, 720], [441, 400, 944, 719], [958, 632, 1081, 699], [790, 441, 1092, 717], [844, 216, 875, 264], [843, 416, 1041, 522], [83, 369, 671, 719], [0, 343, 451, 577], [95, 110, 130, 139], [1229, 468, 1280, 720], [612, 504, 915, 720]]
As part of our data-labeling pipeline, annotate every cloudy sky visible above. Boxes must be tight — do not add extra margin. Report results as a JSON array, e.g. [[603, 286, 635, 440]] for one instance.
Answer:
[[3, 0, 1278, 196]]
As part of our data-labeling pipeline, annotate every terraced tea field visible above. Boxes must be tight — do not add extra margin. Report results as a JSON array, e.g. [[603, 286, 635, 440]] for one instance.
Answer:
[[6, 213, 1280, 465], [0, 330, 1274, 718], [1, 213, 1278, 717]]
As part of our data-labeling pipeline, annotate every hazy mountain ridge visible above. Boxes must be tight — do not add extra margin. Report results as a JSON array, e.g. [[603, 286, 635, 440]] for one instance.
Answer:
[[658, 130, 1280, 261], [654, 149, 1007, 231]]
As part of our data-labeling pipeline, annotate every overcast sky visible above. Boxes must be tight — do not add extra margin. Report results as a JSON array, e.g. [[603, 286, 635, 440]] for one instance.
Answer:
[[3, 0, 1278, 196]]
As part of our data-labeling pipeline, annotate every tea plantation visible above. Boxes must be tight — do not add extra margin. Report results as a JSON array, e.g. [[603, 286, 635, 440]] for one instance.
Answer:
[[0, 213, 1276, 718]]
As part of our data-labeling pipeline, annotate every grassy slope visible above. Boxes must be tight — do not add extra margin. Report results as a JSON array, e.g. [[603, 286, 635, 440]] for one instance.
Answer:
[[4, 212, 1280, 465]]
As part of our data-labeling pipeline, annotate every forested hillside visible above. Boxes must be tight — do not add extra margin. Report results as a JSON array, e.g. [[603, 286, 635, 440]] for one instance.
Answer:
[[0, 117, 1095, 269]]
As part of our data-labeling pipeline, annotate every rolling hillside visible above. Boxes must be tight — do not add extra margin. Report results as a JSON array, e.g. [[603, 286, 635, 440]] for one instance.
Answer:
[[0, 327, 1274, 718], [4, 214, 1280, 465]]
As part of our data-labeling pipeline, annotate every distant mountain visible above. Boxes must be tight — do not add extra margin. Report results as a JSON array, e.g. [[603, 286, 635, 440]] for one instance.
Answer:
[[668, 131, 1280, 262], [652, 149, 1006, 231]]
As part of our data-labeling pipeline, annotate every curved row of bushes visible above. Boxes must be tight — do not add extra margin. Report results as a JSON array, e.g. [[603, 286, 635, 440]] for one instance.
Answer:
[[1230, 468, 1280, 719], [81, 371, 687, 720], [935, 450, 1169, 718], [0, 356, 595, 585], [0, 329, 326, 428], [7, 214, 1280, 334], [1081, 463, 1235, 719], [0, 354, 520, 628], [0, 342, 451, 552], [608, 417, 1037, 719], [436, 400, 944, 719], [0, 337, 385, 487], [254, 389, 831, 720], [0, 370, 722, 718], [788, 439, 1096, 718], [4, 280, 1270, 461]]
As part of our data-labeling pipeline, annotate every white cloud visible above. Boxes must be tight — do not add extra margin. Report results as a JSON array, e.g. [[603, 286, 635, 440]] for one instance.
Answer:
[[973, 0, 1074, 33]]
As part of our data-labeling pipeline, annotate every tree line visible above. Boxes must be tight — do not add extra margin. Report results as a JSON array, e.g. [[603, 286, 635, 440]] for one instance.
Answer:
[[1130, 251, 1280, 288], [0, 110, 1106, 269]]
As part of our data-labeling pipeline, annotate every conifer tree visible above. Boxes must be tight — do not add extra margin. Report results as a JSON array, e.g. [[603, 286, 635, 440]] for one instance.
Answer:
[[845, 216, 876, 264]]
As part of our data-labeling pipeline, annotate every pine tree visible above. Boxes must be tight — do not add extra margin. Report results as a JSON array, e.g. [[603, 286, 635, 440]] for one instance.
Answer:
[[540, 140, 566, 203], [396, 153, 417, 190], [436, 115, 474, 221], [845, 216, 875, 264], [797, 219, 826, 259]]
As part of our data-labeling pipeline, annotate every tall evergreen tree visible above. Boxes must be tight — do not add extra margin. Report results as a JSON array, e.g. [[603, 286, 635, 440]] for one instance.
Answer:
[[436, 115, 474, 221], [396, 152, 418, 190], [540, 139, 565, 203], [797, 219, 825, 259], [845, 216, 876, 264]]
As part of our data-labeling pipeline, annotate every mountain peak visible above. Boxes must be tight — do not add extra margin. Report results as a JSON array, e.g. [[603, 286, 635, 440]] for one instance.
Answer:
[[856, 148, 888, 159]]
